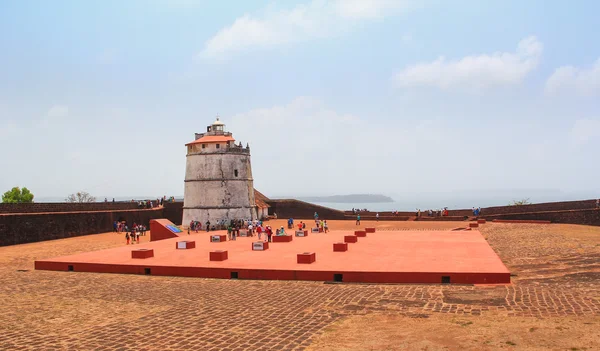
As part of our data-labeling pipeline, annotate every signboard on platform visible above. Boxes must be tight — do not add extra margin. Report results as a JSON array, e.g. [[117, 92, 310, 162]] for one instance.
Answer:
[[311, 228, 319, 233], [167, 225, 183, 233], [295, 231, 305, 237], [176, 241, 187, 249], [211, 235, 221, 242], [252, 242, 265, 251]]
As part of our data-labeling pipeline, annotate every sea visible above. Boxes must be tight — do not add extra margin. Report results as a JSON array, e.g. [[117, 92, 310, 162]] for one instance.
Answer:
[[311, 193, 598, 211]]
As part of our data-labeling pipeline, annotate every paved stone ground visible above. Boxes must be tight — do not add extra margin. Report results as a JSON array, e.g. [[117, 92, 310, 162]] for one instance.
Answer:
[[0, 221, 599, 350]]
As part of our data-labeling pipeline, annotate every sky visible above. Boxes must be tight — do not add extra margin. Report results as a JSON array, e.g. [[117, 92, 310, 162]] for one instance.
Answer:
[[1, 0, 599, 203]]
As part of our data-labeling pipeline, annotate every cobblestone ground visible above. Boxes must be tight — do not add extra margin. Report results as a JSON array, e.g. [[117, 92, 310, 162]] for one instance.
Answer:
[[0, 221, 599, 350]]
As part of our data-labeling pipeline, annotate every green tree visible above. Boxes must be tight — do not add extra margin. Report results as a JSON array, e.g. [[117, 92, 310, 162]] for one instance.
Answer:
[[2, 187, 35, 203]]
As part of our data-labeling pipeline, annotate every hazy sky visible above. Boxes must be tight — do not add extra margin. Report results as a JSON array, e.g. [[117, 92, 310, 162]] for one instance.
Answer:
[[1, 0, 599, 200]]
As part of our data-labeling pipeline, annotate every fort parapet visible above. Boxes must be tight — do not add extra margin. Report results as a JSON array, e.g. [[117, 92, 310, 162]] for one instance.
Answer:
[[1, 198, 599, 247]]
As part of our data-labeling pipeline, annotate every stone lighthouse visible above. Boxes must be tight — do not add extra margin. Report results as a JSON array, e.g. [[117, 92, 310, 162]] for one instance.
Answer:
[[182, 117, 257, 227]]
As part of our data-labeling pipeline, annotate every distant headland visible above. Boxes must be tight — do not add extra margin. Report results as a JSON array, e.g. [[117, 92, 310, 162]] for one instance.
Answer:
[[295, 194, 394, 203]]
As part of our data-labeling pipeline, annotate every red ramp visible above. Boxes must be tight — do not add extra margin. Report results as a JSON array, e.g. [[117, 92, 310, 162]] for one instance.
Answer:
[[150, 219, 183, 242]]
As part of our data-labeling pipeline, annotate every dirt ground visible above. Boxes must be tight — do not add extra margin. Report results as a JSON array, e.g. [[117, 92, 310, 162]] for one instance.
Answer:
[[306, 313, 599, 351], [1, 220, 599, 350]]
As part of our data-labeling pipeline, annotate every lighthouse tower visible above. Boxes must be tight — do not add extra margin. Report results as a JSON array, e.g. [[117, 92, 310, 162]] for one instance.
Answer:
[[182, 117, 257, 227]]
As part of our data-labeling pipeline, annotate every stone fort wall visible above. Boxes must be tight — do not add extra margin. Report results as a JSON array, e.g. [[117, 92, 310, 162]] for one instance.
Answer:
[[0, 207, 163, 247], [0, 202, 140, 214], [1, 198, 598, 247]]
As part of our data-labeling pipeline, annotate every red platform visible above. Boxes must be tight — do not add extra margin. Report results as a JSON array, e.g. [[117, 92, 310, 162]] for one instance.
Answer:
[[365, 227, 376, 233], [469, 222, 479, 228], [210, 250, 228, 261], [333, 242, 348, 252], [210, 235, 227, 243], [176, 241, 195, 249], [297, 252, 316, 264], [492, 219, 551, 224], [272, 235, 293, 243], [344, 235, 358, 243], [35, 230, 511, 284], [354, 230, 367, 237], [477, 219, 486, 224], [131, 249, 154, 259]]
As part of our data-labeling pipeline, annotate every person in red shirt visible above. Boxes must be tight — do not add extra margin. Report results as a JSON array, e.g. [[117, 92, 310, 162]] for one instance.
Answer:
[[257, 225, 263, 240]]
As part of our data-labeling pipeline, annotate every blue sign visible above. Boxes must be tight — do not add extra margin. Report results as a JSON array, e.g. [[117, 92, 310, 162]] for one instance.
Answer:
[[166, 225, 182, 233]]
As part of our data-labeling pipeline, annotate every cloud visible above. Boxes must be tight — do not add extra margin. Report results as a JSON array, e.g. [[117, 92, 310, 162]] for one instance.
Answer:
[[0, 121, 19, 140], [199, 0, 413, 59], [545, 58, 600, 96], [47, 105, 69, 118], [570, 119, 600, 146], [97, 49, 117, 65], [393, 36, 543, 91], [228, 97, 460, 195], [39, 105, 69, 127]]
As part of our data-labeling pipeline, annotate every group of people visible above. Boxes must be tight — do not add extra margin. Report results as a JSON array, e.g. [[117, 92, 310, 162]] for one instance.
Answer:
[[117, 222, 147, 245], [226, 223, 291, 242], [104, 195, 174, 208], [416, 208, 450, 217]]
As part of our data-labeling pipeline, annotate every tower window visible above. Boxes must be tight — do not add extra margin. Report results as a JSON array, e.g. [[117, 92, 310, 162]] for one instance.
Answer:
[[202, 144, 206, 149], [216, 144, 220, 149], [234, 170, 238, 177]]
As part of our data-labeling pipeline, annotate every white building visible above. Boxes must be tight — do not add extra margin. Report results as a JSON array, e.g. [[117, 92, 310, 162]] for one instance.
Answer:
[[182, 118, 257, 227]]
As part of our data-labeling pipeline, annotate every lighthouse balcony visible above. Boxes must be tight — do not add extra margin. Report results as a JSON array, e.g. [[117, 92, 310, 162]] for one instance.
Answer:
[[187, 144, 250, 155]]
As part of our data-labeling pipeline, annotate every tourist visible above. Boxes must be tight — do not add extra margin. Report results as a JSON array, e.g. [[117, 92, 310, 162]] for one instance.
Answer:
[[279, 226, 286, 236], [113, 221, 117, 232], [206, 220, 211, 232], [136, 232, 140, 244], [257, 225, 262, 240], [376, 213, 379, 221], [298, 222, 303, 231], [302, 222, 306, 230], [125, 232, 130, 245], [248, 222, 253, 236], [324, 220, 329, 233], [267, 226, 272, 242], [314, 212, 319, 220], [356, 214, 361, 225], [187, 226, 190, 235]]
